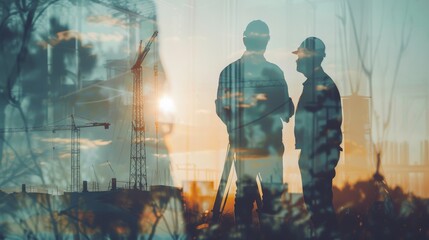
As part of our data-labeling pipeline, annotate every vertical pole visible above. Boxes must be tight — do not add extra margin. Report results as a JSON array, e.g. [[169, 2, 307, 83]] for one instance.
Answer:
[[71, 123, 75, 191], [75, 0, 82, 90], [71, 115, 81, 192]]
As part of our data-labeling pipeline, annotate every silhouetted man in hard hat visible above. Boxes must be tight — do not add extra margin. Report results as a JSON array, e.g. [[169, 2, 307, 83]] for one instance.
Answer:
[[216, 20, 294, 237], [293, 37, 342, 239]]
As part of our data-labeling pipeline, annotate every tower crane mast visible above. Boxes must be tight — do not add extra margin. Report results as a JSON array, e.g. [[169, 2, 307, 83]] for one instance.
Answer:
[[129, 31, 157, 190]]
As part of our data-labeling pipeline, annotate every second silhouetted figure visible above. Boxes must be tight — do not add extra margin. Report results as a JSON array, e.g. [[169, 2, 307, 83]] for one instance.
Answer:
[[293, 37, 343, 240]]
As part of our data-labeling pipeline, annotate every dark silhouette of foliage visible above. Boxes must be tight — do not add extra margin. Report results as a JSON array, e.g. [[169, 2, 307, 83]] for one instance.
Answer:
[[188, 178, 429, 240]]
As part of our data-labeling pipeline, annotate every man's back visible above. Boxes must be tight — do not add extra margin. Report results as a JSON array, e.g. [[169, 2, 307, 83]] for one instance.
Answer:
[[294, 71, 342, 152], [217, 54, 291, 154], [213, 21, 293, 236]]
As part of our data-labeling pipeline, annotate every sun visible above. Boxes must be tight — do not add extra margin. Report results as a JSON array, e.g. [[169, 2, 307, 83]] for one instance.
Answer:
[[158, 96, 176, 114]]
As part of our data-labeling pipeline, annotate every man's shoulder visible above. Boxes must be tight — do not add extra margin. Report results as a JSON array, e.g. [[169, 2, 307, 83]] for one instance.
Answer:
[[220, 59, 241, 75], [220, 59, 283, 74], [265, 61, 283, 74], [258, 61, 285, 84], [264, 61, 283, 72], [219, 60, 241, 85]]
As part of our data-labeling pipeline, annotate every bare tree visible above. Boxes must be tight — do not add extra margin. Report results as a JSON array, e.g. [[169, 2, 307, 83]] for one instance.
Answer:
[[338, 0, 412, 176], [0, 1, 65, 239], [0, 0, 61, 173]]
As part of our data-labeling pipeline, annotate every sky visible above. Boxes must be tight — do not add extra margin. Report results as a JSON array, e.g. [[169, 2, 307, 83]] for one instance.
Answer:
[[1, 0, 428, 196], [153, 0, 429, 193]]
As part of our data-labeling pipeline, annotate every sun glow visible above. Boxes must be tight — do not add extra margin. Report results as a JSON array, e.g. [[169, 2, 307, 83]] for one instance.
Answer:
[[159, 96, 176, 114]]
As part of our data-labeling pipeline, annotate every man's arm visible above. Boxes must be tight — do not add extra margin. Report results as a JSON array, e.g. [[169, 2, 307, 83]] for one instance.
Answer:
[[215, 71, 230, 125], [283, 97, 295, 123], [328, 86, 343, 147], [318, 81, 342, 148], [279, 70, 294, 123]]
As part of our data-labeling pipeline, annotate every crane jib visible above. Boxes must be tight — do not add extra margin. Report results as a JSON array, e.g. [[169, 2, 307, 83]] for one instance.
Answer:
[[131, 31, 158, 70]]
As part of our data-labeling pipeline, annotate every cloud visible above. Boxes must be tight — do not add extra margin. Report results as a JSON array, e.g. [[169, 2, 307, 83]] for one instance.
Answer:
[[59, 153, 71, 160], [41, 138, 70, 144], [41, 138, 112, 150], [41, 30, 124, 47], [80, 139, 112, 150], [153, 153, 168, 158], [86, 15, 129, 28]]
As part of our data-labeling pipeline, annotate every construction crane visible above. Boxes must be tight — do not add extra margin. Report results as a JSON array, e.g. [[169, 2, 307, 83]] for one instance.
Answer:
[[0, 115, 110, 192], [129, 31, 158, 191]]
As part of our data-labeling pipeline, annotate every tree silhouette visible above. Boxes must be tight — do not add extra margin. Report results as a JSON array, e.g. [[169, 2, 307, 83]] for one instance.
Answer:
[[0, 3, 98, 238]]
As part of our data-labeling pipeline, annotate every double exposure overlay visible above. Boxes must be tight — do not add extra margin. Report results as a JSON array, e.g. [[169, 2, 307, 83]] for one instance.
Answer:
[[0, 0, 428, 239]]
